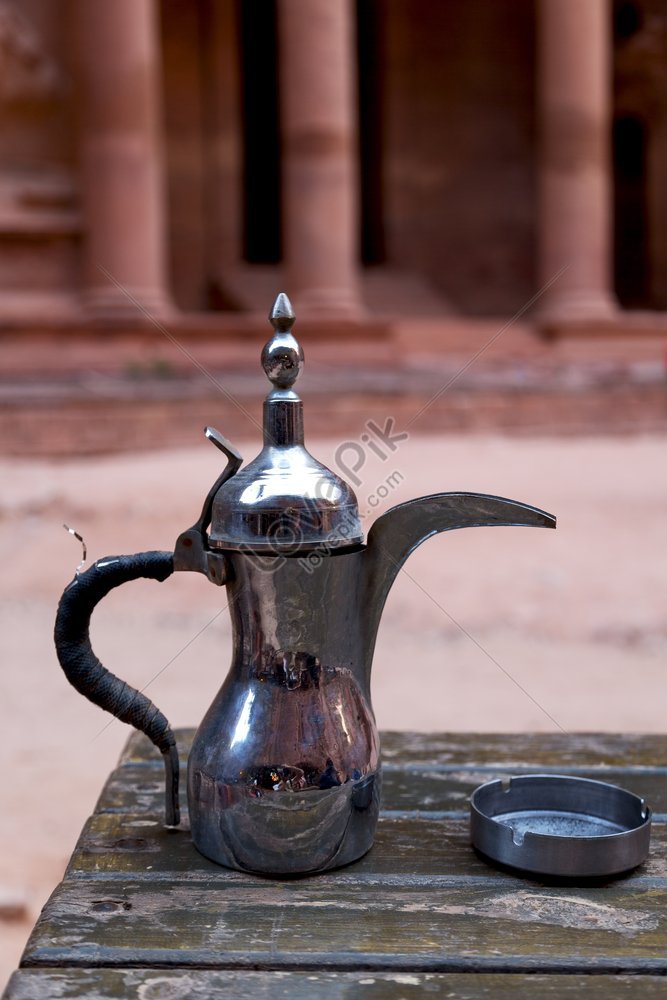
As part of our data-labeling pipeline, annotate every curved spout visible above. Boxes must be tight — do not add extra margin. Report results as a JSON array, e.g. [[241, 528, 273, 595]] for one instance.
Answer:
[[360, 492, 556, 679]]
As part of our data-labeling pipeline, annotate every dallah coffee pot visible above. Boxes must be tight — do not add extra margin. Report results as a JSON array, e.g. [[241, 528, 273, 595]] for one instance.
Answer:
[[55, 293, 556, 876]]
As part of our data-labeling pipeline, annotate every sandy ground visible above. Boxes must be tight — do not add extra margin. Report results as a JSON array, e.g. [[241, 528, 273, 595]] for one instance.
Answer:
[[1, 430, 666, 982]]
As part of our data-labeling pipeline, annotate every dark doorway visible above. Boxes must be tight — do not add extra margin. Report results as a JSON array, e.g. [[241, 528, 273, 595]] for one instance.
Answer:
[[239, 0, 282, 263], [613, 114, 649, 308], [356, 0, 386, 265]]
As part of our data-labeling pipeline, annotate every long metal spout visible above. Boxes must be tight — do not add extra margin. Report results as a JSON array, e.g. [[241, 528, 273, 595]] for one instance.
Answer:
[[360, 492, 556, 681]]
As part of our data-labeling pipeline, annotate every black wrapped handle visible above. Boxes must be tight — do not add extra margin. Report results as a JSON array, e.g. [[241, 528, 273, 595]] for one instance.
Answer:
[[54, 551, 179, 826]]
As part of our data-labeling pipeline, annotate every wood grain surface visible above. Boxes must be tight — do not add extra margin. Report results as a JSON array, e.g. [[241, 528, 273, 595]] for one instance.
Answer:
[[5, 730, 666, 998], [7, 969, 667, 999]]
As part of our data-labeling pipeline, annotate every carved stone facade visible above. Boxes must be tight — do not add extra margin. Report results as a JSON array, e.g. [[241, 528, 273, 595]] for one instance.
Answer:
[[0, 0, 666, 334]]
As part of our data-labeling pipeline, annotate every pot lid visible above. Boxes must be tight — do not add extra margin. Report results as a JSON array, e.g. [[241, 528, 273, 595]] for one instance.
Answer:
[[208, 293, 364, 554]]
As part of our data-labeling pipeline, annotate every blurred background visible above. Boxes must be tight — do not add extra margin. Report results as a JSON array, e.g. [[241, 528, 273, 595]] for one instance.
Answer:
[[1, 0, 667, 984]]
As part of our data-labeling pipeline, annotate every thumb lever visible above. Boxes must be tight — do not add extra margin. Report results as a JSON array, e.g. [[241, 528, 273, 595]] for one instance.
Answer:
[[173, 428, 242, 579]]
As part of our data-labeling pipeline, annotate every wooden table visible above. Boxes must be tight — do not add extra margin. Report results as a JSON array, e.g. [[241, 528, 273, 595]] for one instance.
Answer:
[[5, 730, 667, 998]]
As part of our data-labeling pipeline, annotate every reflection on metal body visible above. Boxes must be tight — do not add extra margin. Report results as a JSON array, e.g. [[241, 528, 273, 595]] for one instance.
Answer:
[[188, 489, 554, 874], [53, 292, 557, 876], [188, 493, 553, 874], [188, 552, 381, 873]]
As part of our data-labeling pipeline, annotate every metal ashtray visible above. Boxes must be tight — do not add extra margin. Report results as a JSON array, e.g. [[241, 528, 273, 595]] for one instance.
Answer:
[[470, 775, 651, 878]]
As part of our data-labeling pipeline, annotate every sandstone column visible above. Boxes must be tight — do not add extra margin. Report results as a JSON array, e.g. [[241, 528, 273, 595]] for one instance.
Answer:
[[537, 0, 617, 323], [73, 0, 172, 318], [278, 0, 362, 316]]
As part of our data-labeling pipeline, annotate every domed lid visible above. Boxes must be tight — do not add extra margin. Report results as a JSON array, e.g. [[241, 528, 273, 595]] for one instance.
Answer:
[[208, 293, 363, 554]]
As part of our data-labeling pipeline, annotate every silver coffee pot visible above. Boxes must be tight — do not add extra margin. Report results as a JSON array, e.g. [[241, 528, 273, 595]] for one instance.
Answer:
[[55, 293, 556, 875]]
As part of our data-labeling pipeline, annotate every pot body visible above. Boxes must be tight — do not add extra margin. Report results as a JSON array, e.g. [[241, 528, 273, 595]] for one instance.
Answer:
[[187, 548, 381, 875]]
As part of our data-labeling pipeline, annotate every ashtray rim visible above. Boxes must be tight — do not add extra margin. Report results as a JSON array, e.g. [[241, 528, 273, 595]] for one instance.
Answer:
[[470, 773, 652, 878]]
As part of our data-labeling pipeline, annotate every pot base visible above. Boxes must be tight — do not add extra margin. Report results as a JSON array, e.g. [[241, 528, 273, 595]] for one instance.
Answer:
[[189, 768, 381, 876]]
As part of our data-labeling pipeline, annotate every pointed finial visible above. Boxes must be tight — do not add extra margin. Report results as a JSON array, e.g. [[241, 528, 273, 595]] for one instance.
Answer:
[[269, 292, 295, 331], [262, 292, 303, 389]]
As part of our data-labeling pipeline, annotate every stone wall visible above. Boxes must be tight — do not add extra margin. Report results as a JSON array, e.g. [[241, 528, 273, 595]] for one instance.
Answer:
[[0, 0, 665, 330]]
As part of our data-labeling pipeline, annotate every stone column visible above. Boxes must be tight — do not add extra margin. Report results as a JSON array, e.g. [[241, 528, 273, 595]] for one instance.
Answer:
[[278, 0, 362, 316], [537, 0, 617, 323], [73, 0, 172, 319]]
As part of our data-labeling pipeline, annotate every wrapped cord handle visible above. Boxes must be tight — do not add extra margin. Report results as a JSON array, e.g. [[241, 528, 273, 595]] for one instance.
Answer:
[[54, 551, 179, 826]]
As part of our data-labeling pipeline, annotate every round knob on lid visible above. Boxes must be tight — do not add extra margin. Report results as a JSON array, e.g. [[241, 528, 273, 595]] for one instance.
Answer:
[[261, 293, 304, 390]]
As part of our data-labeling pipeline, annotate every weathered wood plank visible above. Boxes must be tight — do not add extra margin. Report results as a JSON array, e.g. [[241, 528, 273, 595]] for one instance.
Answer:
[[119, 729, 667, 770], [14, 730, 666, 988], [6, 969, 667, 1000], [381, 767, 665, 814], [20, 879, 667, 972], [62, 813, 522, 883], [381, 732, 667, 769], [95, 767, 169, 816], [95, 762, 667, 816], [64, 811, 667, 883], [95, 764, 667, 821]]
